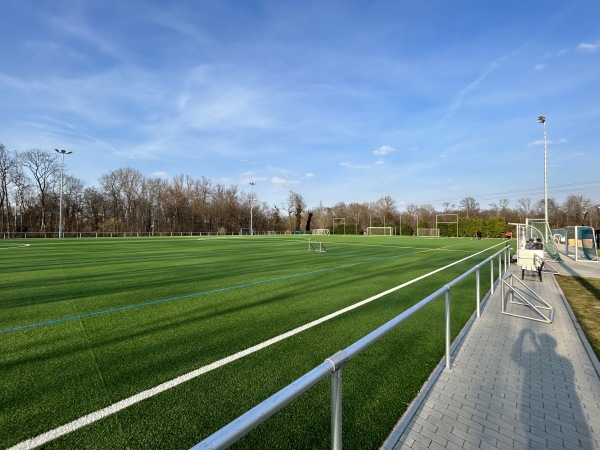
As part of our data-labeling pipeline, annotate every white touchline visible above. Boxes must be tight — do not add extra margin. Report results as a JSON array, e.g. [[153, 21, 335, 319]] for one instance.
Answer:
[[0, 243, 30, 250], [10, 244, 502, 450]]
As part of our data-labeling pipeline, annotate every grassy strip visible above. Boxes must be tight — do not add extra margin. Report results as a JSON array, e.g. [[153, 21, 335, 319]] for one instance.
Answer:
[[555, 275, 600, 360], [1, 236, 507, 449]]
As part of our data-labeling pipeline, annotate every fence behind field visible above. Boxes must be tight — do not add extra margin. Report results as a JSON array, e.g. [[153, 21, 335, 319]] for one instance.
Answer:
[[1, 231, 289, 239]]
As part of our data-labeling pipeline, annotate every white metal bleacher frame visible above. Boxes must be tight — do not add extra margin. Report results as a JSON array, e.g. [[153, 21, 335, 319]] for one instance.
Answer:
[[500, 271, 554, 323]]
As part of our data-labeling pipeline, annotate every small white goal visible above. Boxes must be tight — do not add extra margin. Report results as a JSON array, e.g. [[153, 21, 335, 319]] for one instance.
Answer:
[[366, 227, 393, 236], [308, 241, 327, 253], [312, 229, 330, 235]]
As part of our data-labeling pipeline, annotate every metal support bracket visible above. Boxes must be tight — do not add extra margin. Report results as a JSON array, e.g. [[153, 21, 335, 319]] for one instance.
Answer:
[[500, 272, 554, 323]]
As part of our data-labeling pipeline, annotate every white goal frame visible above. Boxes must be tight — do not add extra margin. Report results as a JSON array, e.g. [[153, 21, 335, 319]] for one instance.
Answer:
[[417, 228, 440, 237], [308, 240, 327, 253], [312, 229, 330, 235], [333, 218, 346, 235], [366, 226, 393, 236], [435, 214, 458, 238]]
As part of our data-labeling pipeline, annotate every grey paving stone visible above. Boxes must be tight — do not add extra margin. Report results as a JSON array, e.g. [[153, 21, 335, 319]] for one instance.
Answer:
[[382, 263, 600, 449]]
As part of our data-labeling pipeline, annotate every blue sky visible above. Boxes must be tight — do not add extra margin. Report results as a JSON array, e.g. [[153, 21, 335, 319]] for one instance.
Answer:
[[1, 0, 599, 211]]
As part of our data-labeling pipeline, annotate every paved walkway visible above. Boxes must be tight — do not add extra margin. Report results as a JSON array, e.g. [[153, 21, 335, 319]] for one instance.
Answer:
[[383, 256, 600, 449]]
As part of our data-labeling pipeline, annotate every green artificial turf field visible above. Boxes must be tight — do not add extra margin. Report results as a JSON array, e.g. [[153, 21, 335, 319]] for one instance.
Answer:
[[0, 235, 511, 449]]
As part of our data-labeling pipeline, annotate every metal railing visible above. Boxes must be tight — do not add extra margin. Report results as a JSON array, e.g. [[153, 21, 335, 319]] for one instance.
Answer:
[[192, 244, 511, 450]]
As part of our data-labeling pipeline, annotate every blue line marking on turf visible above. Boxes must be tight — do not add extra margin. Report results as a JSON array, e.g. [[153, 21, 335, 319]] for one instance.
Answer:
[[1, 253, 409, 334]]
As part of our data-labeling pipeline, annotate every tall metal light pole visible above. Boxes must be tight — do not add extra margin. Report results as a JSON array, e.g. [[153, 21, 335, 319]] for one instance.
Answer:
[[249, 182, 255, 235], [55, 148, 73, 238], [537, 115, 548, 242]]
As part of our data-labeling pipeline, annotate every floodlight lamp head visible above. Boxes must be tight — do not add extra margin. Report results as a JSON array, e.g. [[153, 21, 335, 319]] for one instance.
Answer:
[[537, 115, 546, 124]]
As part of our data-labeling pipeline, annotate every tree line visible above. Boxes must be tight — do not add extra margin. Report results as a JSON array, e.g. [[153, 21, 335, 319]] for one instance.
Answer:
[[1, 145, 598, 237]]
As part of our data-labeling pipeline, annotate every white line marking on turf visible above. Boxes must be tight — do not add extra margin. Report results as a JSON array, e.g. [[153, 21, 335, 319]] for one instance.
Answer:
[[0, 243, 30, 249], [9, 243, 504, 450]]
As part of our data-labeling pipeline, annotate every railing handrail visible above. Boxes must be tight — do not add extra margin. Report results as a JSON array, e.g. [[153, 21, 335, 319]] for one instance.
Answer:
[[192, 244, 510, 450]]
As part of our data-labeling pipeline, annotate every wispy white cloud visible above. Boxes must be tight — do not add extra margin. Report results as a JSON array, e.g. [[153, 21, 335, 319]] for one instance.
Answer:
[[177, 71, 276, 130], [340, 162, 370, 169], [528, 138, 568, 146], [272, 176, 299, 186], [577, 41, 600, 52], [266, 166, 295, 176], [441, 48, 519, 123], [373, 145, 395, 156], [44, 7, 124, 60]]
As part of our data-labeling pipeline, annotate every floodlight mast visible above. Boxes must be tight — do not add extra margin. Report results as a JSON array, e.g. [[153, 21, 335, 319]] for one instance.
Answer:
[[249, 182, 256, 235], [55, 149, 73, 239], [537, 115, 548, 242]]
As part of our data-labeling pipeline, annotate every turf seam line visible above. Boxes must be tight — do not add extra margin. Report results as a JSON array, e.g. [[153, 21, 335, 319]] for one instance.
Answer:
[[7, 243, 503, 450]]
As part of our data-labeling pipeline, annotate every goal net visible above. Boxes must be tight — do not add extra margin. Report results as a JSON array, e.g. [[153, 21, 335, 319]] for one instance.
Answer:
[[308, 241, 327, 253], [366, 227, 393, 236], [312, 229, 330, 235], [417, 228, 440, 237]]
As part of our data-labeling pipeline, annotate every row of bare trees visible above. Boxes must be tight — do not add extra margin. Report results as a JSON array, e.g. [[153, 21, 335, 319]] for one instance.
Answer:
[[1, 145, 598, 237]]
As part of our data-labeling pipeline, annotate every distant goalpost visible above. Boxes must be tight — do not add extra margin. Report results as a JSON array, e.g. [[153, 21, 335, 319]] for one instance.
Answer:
[[312, 229, 330, 235], [417, 228, 440, 237], [366, 227, 393, 236], [435, 214, 458, 238], [333, 218, 346, 235]]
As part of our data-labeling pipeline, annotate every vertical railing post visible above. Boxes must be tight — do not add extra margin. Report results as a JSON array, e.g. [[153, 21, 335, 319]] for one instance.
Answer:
[[445, 287, 451, 369], [490, 259, 494, 295], [475, 266, 481, 318], [498, 253, 502, 279], [501, 274, 504, 305], [331, 368, 343, 450]]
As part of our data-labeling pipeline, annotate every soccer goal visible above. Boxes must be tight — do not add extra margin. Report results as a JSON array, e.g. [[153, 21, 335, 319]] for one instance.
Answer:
[[312, 229, 330, 235], [366, 227, 393, 236], [435, 214, 458, 238], [417, 228, 440, 237], [308, 241, 327, 253]]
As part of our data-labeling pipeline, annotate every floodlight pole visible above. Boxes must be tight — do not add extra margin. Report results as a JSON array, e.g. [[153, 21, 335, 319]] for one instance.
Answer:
[[249, 182, 255, 235], [537, 115, 548, 242], [55, 148, 73, 239]]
